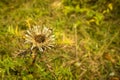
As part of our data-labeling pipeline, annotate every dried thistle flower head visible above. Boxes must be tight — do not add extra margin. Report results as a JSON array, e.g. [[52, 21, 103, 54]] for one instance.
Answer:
[[25, 25, 55, 52]]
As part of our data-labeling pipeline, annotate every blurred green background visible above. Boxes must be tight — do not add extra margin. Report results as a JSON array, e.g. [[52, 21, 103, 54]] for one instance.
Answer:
[[0, 0, 120, 80]]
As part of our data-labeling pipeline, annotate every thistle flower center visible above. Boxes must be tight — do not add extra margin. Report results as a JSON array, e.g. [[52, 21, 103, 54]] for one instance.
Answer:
[[34, 34, 46, 43]]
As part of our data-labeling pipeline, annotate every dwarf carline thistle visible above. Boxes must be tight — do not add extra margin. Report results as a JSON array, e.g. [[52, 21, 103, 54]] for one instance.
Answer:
[[25, 25, 55, 52], [24, 25, 55, 64]]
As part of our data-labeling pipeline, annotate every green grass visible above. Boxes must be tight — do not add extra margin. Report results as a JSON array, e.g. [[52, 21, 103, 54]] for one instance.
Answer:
[[0, 0, 120, 80]]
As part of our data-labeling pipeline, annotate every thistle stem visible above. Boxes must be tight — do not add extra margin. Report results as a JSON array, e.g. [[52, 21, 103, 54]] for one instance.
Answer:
[[31, 47, 38, 65]]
